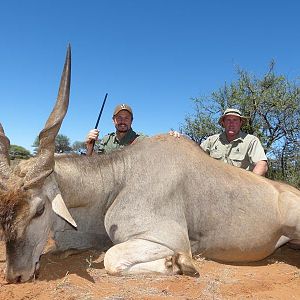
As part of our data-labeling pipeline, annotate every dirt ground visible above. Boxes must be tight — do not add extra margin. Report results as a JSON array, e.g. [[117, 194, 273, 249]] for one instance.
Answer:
[[0, 241, 300, 300]]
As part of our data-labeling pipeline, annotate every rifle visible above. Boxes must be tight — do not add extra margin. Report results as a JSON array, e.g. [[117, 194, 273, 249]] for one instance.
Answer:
[[86, 93, 108, 156]]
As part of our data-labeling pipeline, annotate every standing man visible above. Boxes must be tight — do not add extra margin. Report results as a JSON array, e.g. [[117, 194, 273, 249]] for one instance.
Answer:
[[86, 104, 145, 155], [200, 108, 268, 176]]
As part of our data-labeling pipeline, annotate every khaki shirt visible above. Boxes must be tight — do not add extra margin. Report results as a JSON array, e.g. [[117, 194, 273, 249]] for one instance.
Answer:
[[96, 128, 146, 154], [200, 132, 267, 171]]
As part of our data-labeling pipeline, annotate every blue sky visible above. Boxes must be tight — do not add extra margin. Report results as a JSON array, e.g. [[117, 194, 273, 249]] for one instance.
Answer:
[[1, 1, 300, 152]]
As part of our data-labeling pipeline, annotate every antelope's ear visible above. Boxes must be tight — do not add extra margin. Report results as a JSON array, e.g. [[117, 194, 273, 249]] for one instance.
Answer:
[[51, 193, 77, 228], [43, 175, 77, 228]]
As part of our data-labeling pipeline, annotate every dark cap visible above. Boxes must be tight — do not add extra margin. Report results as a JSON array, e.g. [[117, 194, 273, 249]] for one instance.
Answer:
[[113, 104, 133, 117]]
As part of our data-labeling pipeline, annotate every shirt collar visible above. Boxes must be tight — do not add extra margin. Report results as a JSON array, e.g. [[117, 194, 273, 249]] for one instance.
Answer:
[[220, 131, 246, 143], [113, 128, 136, 144]]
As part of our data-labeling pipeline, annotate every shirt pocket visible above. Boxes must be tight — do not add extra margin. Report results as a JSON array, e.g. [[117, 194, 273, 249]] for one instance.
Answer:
[[210, 150, 223, 160], [229, 151, 246, 168]]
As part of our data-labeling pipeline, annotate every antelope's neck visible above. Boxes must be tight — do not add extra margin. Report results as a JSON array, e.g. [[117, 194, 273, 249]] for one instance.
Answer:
[[53, 154, 128, 209]]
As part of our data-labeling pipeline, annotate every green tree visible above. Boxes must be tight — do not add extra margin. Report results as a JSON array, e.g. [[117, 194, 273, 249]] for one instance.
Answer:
[[55, 134, 72, 153], [32, 134, 72, 154], [9, 145, 31, 160], [72, 141, 86, 155], [181, 61, 300, 187]]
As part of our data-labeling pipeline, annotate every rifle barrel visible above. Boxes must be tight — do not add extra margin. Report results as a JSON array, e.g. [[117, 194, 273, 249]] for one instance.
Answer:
[[86, 93, 108, 156], [95, 93, 108, 129]]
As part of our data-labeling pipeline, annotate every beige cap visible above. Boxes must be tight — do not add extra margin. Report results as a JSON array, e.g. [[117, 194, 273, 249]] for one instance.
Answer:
[[113, 104, 133, 117], [218, 108, 248, 126]]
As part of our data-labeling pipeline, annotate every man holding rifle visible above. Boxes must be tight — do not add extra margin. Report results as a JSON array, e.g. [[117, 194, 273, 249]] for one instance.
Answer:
[[85, 103, 146, 155]]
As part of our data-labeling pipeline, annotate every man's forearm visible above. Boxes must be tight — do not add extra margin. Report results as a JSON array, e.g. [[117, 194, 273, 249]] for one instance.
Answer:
[[86, 141, 94, 156], [253, 160, 268, 176]]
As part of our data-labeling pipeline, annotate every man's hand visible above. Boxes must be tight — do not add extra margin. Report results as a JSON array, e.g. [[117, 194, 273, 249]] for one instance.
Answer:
[[85, 129, 99, 156], [86, 129, 99, 144], [169, 130, 181, 138]]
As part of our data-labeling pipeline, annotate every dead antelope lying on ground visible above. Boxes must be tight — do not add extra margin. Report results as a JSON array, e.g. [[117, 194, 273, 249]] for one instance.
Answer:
[[1, 46, 300, 283]]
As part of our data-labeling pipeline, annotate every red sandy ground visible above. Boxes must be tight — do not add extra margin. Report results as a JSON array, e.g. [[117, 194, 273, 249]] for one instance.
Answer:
[[0, 241, 300, 300]]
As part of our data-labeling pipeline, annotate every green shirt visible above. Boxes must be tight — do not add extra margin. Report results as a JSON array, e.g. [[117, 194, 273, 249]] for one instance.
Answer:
[[96, 128, 146, 154], [200, 131, 267, 171]]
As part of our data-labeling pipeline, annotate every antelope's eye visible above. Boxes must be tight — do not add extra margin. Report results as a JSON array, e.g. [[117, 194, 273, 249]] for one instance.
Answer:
[[34, 204, 45, 218]]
